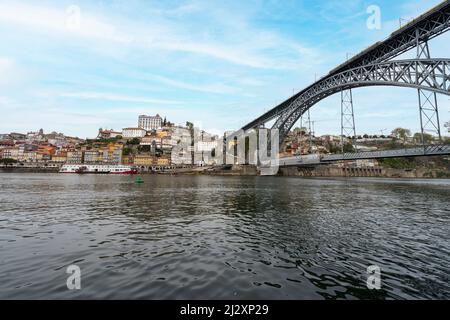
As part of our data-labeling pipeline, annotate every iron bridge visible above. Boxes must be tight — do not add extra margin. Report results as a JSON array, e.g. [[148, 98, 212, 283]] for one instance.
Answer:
[[238, 1, 450, 147]]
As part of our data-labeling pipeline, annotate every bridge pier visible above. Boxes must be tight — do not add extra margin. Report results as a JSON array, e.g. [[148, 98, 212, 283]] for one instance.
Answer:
[[340, 89, 357, 152], [416, 29, 442, 146]]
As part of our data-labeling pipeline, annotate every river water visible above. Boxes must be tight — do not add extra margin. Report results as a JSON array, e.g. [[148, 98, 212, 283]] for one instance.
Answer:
[[0, 173, 449, 299]]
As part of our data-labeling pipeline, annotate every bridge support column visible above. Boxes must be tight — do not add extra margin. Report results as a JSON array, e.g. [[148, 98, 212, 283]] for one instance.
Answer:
[[340, 89, 357, 153], [416, 31, 442, 146], [306, 109, 313, 153]]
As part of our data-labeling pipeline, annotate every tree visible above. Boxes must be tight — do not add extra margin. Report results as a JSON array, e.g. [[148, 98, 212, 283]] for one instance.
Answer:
[[163, 117, 167, 126], [126, 138, 141, 145], [413, 132, 433, 144], [391, 128, 411, 144], [122, 146, 132, 156], [343, 143, 355, 153], [445, 120, 450, 133], [0, 158, 18, 166]]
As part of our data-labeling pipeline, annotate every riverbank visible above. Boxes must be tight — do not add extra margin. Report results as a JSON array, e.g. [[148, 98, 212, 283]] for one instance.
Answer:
[[278, 165, 450, 178], [0, 166, 60, 173], [2, 163, 449, 178]]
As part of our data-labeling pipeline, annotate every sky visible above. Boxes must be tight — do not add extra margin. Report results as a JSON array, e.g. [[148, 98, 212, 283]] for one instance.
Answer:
[[0, 0, 449, 139]]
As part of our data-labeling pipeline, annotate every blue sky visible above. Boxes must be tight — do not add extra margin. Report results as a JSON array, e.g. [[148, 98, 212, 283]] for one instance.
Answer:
[[0, 0, 449, 138]]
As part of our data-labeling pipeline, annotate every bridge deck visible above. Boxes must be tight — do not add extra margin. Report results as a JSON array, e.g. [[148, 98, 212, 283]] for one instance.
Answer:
[[279, 144, 450, 167]]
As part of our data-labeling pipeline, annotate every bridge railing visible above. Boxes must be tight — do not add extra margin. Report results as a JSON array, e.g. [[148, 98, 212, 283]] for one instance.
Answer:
[[322, 144, 450, 162], [279, 144, 450, 167]]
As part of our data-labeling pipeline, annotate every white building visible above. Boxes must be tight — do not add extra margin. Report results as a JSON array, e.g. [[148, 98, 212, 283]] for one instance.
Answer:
[[171, 127, 192, 165], [122, 128, 147, 138], [138, 114, 163, 131]]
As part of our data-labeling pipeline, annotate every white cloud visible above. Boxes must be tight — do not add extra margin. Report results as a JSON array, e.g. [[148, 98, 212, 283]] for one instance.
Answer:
[[151, 75, 238, 94], [0, 2, 133, 43], [0, 1, 320, 70], [59, 92, 183, 105]]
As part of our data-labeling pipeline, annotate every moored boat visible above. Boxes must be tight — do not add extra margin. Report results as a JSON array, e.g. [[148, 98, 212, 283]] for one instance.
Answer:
[[60, 164, 138, 174]]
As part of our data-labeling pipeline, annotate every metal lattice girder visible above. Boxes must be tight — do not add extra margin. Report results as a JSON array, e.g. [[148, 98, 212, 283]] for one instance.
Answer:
[[416, 36, 442, 141], [241, 2, 450, 132], [340, 89, 356, 150], [418, 88, 442, 138], [273, 58, 450, 143]]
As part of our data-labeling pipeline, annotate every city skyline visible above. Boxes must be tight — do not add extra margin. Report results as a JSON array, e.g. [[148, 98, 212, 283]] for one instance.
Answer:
[[0, 0, 449, 138]]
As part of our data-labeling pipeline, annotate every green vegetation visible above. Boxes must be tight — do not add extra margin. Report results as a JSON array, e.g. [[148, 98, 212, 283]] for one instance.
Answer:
[[122, 146, 133, 156], [384, 140, 405, 150], [378, 157, 416, 169], [126, 138, 141, 145], [435, 171, 450, 178], [138, 145, 151, 153], [186, 121, 194, 130], [86, 137, 122, 145], [343, 143, 355, 153], [413, 132, 433, 144], [325, 141, 340, 154], [0, 158, 18, 165], [391, 128, 411, 144]]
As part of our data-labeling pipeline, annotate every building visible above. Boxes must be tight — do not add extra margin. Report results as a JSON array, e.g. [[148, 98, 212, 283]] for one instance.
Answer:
[[100, 143, 123, 164], [1, 147, 20, 160], [37, 143, 56, 157], [83, 150, 101, 164], [138, 114, 162, 131], [9, 133, 26, 141], [22, 151, 38, 162], [51, 151, 67, 163], [157, 157, 170, 166], [97, 128, 122, 139], [67, 151, 83, 164], [0, 140, 14, 147], [26, 129, 45, 142], [171, 126, 193, 165], [133, 155, 154, 166], [140, 135, 160, 147], [122, 127, 147, 139], [46, 132, 70, 147]]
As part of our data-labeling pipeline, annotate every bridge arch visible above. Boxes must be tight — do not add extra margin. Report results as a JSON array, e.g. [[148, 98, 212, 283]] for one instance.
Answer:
[[273, 59, 450, 141]]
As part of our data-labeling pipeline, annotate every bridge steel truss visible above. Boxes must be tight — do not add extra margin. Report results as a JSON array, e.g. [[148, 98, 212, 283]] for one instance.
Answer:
[[240, 1, 450, 147], [416, 30, 442, 143], [340, 89, 357, 152], [273, 59, 450, 143]]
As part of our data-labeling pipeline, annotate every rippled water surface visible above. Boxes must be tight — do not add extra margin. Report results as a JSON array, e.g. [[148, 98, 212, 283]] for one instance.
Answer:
[[0, 173, 449, 299]]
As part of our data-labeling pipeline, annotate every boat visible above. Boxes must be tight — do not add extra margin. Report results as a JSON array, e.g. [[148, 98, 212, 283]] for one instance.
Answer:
[[75, 166, 110, 174], [59, 164, 138, 174]]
